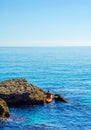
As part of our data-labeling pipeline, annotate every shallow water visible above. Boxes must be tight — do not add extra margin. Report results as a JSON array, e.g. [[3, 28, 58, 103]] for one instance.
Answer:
[[0, 47, 91, 130]]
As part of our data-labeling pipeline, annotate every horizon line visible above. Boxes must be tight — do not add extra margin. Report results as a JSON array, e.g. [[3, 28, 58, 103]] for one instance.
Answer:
[[0, 45, 91, 48]]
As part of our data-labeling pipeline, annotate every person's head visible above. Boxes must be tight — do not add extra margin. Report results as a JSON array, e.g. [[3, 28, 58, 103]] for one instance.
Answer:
[[48, 90, 50, 93]]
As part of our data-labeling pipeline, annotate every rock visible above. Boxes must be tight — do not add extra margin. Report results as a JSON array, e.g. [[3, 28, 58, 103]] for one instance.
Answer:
[[54, 94, 68, 103], [0, 98, 10, 118], [0, 78, 45, 106]]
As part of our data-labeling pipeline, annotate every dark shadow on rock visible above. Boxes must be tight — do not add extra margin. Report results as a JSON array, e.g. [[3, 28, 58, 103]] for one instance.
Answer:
[[54, 94, 68, 103], [0, 78, 45, 106]]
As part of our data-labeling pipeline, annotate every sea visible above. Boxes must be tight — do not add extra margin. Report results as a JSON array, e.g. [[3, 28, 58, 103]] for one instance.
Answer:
[[0, 47, 91, 130]]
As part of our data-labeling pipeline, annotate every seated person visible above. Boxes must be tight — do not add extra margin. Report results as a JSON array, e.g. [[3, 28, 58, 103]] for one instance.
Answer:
[[45, 90, 52, 98]]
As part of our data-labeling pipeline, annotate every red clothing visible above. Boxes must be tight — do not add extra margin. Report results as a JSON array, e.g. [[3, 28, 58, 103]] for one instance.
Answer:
[[46, 92, 52, 98]]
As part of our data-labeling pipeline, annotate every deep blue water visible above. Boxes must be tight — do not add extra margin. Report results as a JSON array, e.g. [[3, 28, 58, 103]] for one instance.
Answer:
[[0, 47, 91, 130]]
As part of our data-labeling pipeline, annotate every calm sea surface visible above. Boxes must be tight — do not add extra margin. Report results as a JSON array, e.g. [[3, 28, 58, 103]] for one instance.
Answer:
[[0, 47, 91, 130]]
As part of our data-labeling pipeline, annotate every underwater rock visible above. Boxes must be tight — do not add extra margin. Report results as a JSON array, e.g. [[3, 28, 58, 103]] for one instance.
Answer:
[[0, 98, 10, 118], [0, 78, 45, 106]]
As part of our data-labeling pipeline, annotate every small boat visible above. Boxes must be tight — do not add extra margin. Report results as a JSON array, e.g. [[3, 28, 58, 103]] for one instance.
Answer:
[[45, 97, 52, 103]]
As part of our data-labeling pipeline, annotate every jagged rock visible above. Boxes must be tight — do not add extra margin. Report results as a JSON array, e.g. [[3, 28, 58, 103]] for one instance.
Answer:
[[0, 98, 10, 118], [54, 94, 68, 103], [0, 78, 45, 106]]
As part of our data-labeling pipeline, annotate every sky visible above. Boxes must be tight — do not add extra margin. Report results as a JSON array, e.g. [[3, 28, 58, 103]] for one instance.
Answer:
[[0, 0, 91, 46]]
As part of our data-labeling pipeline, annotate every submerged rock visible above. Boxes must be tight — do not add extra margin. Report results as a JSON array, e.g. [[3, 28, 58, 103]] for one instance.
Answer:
[[0, 98, 10, 118], [0, 78, 45, 106]]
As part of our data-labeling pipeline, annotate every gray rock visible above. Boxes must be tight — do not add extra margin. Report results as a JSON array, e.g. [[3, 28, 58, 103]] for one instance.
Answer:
[[54, 94, 68, 103], [0, 98, 10, 118], [0, 78, 45, 106]]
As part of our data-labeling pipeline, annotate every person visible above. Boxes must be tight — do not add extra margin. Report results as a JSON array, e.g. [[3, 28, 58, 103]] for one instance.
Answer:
[[45, 90, 52, 99]]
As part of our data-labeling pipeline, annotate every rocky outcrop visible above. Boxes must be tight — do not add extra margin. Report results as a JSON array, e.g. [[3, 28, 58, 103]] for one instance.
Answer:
[[0, 98, 10, 118], [0, 78, 45, 106], [54, 94, 68, 103]]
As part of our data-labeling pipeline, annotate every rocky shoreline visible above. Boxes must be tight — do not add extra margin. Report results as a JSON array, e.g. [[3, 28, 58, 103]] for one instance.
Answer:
[[0, 78, 68, 119]]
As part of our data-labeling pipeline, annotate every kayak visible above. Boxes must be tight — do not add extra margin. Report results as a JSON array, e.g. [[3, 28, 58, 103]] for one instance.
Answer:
[[45, 97, 52, 103]]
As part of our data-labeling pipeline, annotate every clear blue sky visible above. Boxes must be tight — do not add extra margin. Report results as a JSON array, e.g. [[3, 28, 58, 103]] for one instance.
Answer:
[[0, 0, 91, 46]]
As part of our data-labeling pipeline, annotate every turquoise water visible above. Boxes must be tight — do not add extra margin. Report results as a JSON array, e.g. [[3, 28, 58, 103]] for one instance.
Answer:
[[0, 47, 91, 130]]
